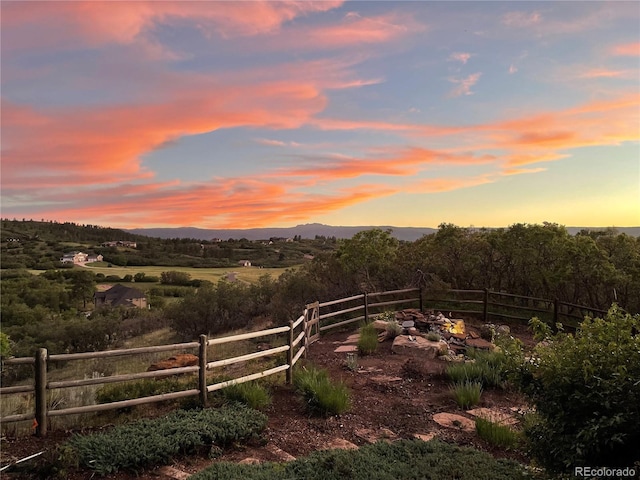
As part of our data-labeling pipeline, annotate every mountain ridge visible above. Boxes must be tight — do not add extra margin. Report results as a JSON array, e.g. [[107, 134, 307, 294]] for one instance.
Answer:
[[125, 224, 640, 242]]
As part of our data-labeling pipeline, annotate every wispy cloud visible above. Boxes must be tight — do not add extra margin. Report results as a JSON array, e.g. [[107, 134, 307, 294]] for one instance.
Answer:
[[448, 73, 482, 97], [502, 11, 542, 28], [611, 42, 640, 56], [508, 64, 518, 74], [449, 52, 472, 64]]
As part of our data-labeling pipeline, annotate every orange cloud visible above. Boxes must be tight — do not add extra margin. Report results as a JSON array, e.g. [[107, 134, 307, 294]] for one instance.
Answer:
[[611, 42, 640, 56], [2, 1, 344, 53]]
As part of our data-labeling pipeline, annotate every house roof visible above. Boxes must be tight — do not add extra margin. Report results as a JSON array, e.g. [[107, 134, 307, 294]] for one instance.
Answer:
[[95, 284, 145, 307]]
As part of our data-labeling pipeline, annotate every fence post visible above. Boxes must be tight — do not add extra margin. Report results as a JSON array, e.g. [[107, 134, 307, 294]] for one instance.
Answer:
[[553, 298, 559, 325], [483, 288, 489, 323], [286, 320, 294, 385], [303, 308, 308, 359], [199, 335, 208, 407], [35, 348, 47, 437], [363, 292, 369, 324]]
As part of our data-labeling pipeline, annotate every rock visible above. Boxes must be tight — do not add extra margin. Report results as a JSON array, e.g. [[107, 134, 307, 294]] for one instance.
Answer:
[[371, 320, 389, 331], [321, 438, 359, 451], [432, 413, 475, 432], [355, 427, 398, 444], [414, 432, 437, 442], [157, 466, 191, 480], [465, 337, 495, 351], [147, 354, 199, 371], [392, 335, 448, 359], [466, 408, 518, 426], [239, 457, 262, 465]]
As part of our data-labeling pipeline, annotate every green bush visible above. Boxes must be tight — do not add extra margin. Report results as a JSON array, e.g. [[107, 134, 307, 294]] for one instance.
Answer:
[[64, 405, 267, 475], [475, 417, 520, 449], [190, 439, 530, 480], [446, 351, 505, 389], [519, 305, 640, 472], [450, 380, 482, 409], [426, 332, 441, 342], [358, 323, 378, 355], [294, 364, 350, 416], [222, 381, 272, 410]]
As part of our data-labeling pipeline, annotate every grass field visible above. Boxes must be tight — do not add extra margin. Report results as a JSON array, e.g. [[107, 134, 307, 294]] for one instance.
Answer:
[[79, 263, 296, 284]]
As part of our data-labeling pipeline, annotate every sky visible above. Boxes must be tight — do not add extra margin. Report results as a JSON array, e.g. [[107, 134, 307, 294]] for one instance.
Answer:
[[1, 1, 639, 230]]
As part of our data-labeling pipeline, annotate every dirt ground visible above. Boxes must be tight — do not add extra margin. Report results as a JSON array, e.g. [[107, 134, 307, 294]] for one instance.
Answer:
[[1, 317, 533, 479]]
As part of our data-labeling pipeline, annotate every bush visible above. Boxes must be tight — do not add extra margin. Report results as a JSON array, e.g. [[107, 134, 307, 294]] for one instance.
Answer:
[[294, 364, 350, 416], [475, 417, 520, 449], [518, 305, 640, 472], [222, 382, 272, 411], [426, 332, 441, 342], [64, 405, 267, 475], [190, 439, 530, 480], [450, 381, 482, 409], [357, 323, 378, 355], [446, 353, 504, 389]]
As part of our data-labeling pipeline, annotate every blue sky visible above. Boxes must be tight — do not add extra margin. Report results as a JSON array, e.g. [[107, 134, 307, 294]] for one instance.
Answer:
[[2, 1, 639, 228]]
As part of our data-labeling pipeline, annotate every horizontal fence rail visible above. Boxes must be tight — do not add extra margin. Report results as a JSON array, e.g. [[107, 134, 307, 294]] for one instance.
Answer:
[[1, 285, 614, 437]]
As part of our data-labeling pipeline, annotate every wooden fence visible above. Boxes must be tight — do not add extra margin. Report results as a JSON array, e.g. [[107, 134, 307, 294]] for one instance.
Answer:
[[0, 285, 609, 437], [423, 288, 609, 327]]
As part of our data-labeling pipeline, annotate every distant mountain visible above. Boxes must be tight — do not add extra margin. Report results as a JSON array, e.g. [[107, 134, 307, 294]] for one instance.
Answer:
[[125, 223, 438, 242], [125, 224, 640, 242]]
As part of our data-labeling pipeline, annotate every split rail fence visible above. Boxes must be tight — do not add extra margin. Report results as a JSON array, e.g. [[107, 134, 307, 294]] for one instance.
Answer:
[[0, 286, 609, 437]]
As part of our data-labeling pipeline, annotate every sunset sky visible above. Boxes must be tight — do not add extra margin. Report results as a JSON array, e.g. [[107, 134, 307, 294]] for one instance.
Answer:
[[2, 1, 639, 229]]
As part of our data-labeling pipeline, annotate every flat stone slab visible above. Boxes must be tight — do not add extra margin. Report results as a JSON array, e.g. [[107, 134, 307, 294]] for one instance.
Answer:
[[432, 413, 475, 432], [344, 333, 360, 343], [413, 432, 437, 442], [265, 444, 296, 462], [334, 344, 358, 353], [466, 408, 518, 426], [392, 335, 448, 359], [465, 338, 494, 350], [321, 438, 359, 451], [158, 466, 190, 480], [354, 427, 399, 444], [239, 457, 262, 465]]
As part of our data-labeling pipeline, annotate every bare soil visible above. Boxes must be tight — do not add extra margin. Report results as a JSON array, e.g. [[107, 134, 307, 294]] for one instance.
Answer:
[[1, 318, 533, 479]]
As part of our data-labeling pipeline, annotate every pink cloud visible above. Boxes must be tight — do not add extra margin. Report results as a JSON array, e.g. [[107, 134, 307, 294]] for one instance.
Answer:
[[611, 42, 640, 56], [1, 1, 344, 54], [449, 52, 472, 64], [448, 73, 482, 97], [502, 11, 542, 28]]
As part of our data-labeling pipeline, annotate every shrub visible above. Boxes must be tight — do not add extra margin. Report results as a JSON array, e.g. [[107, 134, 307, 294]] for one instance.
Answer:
[[385, 321, 403, 339], [190, 439, 530, 480], [517, 305, 640, 472], [358, 323, 378, 355], [450, 381, 482, 409], [64, 405, 267, 475], [475, 417, 520, 449], [446, 354, 504, 389], [294, 364, 350, 416], [222, 382, 272, 411], [426, 332, 441, 342]]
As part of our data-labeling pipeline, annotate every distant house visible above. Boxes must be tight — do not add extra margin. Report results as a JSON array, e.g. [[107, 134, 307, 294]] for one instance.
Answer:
[[60, 251, 103, 264], [238, 260, 252, 267], [101, 240, 137, 248], [94, 284, 147, 309]]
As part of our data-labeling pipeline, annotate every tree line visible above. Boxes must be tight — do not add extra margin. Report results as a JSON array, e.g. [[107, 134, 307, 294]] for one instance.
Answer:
[[1, 222, 638, 357]]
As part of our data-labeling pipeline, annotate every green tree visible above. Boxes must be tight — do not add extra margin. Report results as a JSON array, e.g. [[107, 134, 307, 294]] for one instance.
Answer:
[[336, 229, 398, 291], [71, 270, 96, 309]]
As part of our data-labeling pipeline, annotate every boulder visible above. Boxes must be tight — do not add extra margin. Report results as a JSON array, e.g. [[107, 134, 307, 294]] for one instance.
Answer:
[[391, 335, 448, 359], [147, 353, 199, 371]]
